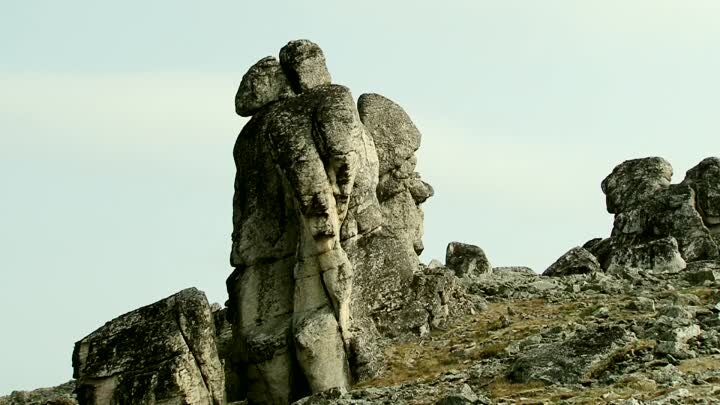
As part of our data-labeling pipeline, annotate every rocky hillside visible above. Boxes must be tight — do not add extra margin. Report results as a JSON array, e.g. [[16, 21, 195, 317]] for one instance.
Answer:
[[5, 263, 719, 404], [3, 40, 720, 405], [296, 261, 720, 404]]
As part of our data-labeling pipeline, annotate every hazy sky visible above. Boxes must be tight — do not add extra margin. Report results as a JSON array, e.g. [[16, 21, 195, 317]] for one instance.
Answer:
[[3, 0, 720, 393]]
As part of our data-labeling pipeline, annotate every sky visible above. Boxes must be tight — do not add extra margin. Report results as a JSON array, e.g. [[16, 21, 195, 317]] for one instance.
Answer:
[[2, 0, 720, 394]]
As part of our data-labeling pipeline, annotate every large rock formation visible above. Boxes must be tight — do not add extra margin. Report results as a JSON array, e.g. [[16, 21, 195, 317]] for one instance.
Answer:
[[602, 157, 719, 267], [72, 288, 225, 405], [227, 40, 443, 403], [545, 156, 719, 277]]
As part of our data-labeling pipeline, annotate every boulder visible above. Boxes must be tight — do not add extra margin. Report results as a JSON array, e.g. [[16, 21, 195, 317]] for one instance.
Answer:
[[599, 157, 719, 266], [543, 246, 601, 277], [279, 39, 332, 93], [601, 157, 673, 214], [445, 242, 491, 278], [72, 288, 225, 405], [584, 237, 614, 269], [435, 384, 479, 405], [235, 56, 295, 117]]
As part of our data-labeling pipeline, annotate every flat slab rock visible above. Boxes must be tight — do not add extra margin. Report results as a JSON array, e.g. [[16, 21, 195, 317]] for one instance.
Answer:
[[72, 288, 224, 405]]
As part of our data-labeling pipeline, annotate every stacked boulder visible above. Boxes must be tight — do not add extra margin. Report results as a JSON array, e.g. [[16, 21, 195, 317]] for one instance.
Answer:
[[544, 157, 720, 276], [227, 40, 463, 403]]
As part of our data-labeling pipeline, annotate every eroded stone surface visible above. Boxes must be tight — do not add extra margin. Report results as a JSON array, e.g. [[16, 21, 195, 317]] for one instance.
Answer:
[[72, 288, 224, 405], [279, 39, 332, 93]]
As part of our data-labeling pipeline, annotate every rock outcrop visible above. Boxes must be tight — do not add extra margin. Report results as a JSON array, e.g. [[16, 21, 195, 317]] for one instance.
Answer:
[[603, 157, 719, 266], [226, 39, 448, 403], [72, 288, 224, 405], [546, 156, 720, 277]]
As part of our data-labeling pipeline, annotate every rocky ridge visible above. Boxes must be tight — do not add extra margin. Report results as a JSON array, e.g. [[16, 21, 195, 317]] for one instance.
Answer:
[[3, 43, 720, 405]]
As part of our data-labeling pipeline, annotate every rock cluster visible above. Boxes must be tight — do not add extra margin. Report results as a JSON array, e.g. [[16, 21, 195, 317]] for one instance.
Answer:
[[445, 242, 492, 278], [226, 39, 456, 403], [545, 157, 719, 277]]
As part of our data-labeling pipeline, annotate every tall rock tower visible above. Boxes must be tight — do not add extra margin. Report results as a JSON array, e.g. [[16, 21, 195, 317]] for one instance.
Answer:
[[226, 40, 436, 404]]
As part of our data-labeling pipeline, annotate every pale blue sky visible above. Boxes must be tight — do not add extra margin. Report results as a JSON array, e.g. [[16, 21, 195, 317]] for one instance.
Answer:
[[2, 0, 720, 393]]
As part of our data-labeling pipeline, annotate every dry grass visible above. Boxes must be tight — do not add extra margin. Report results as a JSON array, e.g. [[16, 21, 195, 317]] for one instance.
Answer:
[[678, 355, 720, 373], [357, 289, 720, 403], [359, 298, 597, 389]]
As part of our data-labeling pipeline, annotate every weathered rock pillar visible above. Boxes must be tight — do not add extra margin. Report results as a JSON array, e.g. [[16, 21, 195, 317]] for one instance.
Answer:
[[227, 39, 439, 403]]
